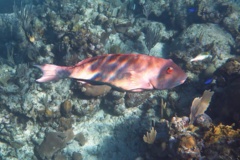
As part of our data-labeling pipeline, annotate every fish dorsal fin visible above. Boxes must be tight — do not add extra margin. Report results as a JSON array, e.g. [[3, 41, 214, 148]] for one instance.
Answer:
[[75, 54, 111, 66], [75, 57, 97, 66]]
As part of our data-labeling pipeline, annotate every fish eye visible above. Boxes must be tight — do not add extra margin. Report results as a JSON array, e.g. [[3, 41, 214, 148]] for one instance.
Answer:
[[166, 67, 174, 74]]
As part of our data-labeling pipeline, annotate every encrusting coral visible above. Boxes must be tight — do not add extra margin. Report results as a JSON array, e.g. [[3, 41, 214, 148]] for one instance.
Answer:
[[210, 57, 240, 126], [142, 88, 239, 159], [203, 123, 240, 146], [177, 134, 201, 159], [202, 123, 240, 159], [35, 129, 74, 159], [79, 83, 111, 97]]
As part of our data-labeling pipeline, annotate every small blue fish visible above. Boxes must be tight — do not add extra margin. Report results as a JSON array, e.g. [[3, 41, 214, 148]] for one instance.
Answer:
[[187, 7, 197, 13], [204, 78, 213, 85]]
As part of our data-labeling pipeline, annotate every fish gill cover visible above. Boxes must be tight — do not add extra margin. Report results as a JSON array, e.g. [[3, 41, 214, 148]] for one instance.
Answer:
[[0, 0, 239, 160]]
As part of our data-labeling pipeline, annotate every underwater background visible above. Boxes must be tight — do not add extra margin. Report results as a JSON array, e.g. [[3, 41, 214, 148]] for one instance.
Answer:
[[0, 0, 240, 159]]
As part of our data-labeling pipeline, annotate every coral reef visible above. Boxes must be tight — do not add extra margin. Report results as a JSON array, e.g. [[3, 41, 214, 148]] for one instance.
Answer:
[[35, 129, 74, 159], [79, 83, 112, 97], [209, 57, 240, 126], [74, 132, 87, 146], [141, 99, 240, 160], [177, 134, 201, 160], [102, 90, 126, 115], [143, 127, 157, 144], [60, 99, 72, 118], [171, 23, 234, 66], [202, 124, 240, 159], [0, 0, 240, 159], [125, 91, 150, 108], [194, 113, 212, 130], [197, 0, 232, 23], [0, 64, 14, 87], [204, 123, 240, 145], [140, 80, 239, 159], [189, 90, 214, 124]]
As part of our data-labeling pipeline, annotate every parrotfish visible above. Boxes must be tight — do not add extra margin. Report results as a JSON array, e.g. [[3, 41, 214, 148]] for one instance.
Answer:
[[35, 53, 187, 92]]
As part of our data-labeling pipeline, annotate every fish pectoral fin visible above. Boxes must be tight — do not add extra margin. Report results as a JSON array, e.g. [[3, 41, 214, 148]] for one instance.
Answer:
[[117, 70, 154, 91], [121, 70, 142, 85], [144, 82, 154, 89]]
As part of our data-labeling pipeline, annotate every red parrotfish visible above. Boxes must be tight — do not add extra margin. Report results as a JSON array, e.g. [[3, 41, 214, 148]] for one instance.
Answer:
[[35, 53, 187, 92]]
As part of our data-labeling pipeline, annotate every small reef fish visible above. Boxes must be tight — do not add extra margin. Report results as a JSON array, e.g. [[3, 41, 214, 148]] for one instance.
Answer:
[[187, 7, 197, 13], [35, 54, 187, 92], [190, 52, 212, 62], [204, 78, 214, 85]]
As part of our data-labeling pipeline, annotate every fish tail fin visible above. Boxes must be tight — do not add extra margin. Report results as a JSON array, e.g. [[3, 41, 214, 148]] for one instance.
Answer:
[[35, 64, 72, 82]]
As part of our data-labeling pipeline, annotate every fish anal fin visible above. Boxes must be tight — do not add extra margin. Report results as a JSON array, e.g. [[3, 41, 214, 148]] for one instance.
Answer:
[[77, 80, 86, 84], [130, 89, 144, 92]]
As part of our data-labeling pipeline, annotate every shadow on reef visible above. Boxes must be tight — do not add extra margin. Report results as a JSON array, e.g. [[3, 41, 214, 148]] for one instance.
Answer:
[[0, 0, 15, 13], [207, 57, 240, 127], [96, 117, 149, 160], [97, 111, 173, 160]]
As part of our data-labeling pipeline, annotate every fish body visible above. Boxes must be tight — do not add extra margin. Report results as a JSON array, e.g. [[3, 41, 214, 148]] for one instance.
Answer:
[[190, 52, 212, 62], [36, 54, 187, 92], [204, 78, 214, 85], [187, 7, 197, 13]]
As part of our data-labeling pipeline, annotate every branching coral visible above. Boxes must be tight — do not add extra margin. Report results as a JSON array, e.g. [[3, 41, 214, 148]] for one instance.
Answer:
[[142, 3, 152, 19], [143, 127, 157, 144], [160, 98, 167, 119], [189, 90, 214, 124], [143, 25, 161, 50], [13, 4, 34, 40]]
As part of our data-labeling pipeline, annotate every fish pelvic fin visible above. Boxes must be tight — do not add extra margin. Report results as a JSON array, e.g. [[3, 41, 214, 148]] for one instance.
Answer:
[[35, 64, 71, 82]]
